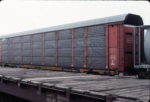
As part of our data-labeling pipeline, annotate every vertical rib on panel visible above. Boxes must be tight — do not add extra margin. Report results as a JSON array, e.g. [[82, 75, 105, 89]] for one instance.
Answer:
[[42, 33, 45, 65], [30, 35, 33, 65], [105, 24, 109, 69], [83, 28, 87, 68], [71, 29, 74, 67], [21, 36, 23, 64], [55, 32, 58, 66], [10, 38, 14, 64]]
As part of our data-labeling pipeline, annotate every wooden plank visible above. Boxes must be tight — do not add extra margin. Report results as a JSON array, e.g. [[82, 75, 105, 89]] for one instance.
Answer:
[[0, 67, 149, 102]]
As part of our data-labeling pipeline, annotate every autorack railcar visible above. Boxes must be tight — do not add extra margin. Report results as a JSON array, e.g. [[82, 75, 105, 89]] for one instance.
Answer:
[[0, 13, 145, 75]]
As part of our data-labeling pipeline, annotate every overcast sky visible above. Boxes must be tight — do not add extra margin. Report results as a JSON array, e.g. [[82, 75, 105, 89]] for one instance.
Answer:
[[0, 1, 149, 36]]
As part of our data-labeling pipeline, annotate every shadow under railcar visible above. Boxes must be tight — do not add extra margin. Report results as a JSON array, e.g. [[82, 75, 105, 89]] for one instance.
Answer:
[[0, 92, 31, 102]]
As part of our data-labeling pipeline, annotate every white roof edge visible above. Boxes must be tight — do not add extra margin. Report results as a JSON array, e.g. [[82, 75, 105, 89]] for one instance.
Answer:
[[124, 25, 150, 29]]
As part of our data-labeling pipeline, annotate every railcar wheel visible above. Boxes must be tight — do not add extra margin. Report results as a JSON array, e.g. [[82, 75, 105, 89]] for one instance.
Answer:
[[138, 72, 146, 79], [145, 71, 150, 79]]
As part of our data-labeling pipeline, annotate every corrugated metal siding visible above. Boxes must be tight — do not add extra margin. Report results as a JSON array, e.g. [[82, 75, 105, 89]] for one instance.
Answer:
[[7, 39, 13, 64], [23, 57, 30, 64], [33, 42, 42, 49], [32, 34, 42, 65], [33, 34, 42, 42], [33, 49, 42, 57], [11, 37, 22, 64], [44, 32, 56, 66], [87, 37, 105, 47], [58, 57, 71, 67], [33, 57, 42, 65], [1, 39, 11, 64], [87, 25, 105, 69], [87, 26, 105, 36], [22, 36, 30, 43], [2, 57, 8, 63], [23, 43, 30, 49], [87, 57, 105, 68], [22, 50, 30, 56], [2, 39, 8, 63], [59, 30, 71, 39], [74, 57, 84, 67], [58, 30, 71, 67], [87, 47, 105, 57], [58, 48, 71, 57], [45, 41, 56, 49], [13, 37, 20, 43], [14, 56, 22, 64], [22, 35, 31, 64], [45, 32, 55, 41], [45, 57, 55, 66], [58, 40, 71, 48], [13, 43, 21, 50], [44, 49, 55, 57], [74, 48, 84, 57], [74, 28, 84, 68], [13, 50, 21, 56], [1, 24, 105, 69], [74, 38, 84, 47]]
